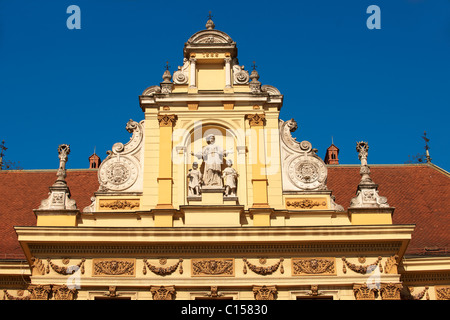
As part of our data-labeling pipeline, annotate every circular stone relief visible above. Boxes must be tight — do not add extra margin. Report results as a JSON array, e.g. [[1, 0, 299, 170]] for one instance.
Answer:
[[287, 156, 327, 190], [99, 156, 139, 191]]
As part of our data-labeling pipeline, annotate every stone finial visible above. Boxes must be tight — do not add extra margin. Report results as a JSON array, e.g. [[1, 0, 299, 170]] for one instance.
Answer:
[[356, 141, 373, 185], [249, 62, 261, 93], [37, 144, 77, 210], [349, 141, 389, 208], [54, 144, 70, 186], [160, 62, 173, 94]]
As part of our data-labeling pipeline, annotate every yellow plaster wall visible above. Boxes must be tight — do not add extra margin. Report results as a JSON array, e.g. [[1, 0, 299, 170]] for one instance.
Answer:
[[36, 215, 77, 227], [142, 110, 160, 210], [197, 63, 225, 91]]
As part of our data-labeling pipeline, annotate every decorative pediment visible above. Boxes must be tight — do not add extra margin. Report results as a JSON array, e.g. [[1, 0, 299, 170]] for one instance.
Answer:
[[187, 29, 234, 45]]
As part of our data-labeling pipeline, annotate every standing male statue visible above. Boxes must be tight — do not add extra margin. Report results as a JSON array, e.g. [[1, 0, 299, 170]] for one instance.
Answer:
[[192, 134, 227, 188]]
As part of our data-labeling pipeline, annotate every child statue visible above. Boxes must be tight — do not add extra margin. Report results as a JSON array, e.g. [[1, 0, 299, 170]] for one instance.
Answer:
[[222, 159, 238, 197], [187, 162, 202, 196]]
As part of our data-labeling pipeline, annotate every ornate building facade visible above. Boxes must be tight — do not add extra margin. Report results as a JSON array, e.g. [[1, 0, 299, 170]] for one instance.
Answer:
[[1, 18, 449, 301]]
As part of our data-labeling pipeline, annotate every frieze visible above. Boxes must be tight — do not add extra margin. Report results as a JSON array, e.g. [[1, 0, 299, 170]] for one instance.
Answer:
[[98, 199, 140, 211], [28, 242, 403, 256], [292, 258, 336, 276], [92, 259, 135, 277], [285, 199, 327, 210], [192, 259, 234, 277]]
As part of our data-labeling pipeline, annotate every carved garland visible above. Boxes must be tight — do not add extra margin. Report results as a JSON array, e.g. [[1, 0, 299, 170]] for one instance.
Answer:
[[3, 289, 31, 300], [342, 256, 383, 274], [143, 258, 183, 276], [409, 287, 429, 300], [47, 258, 85, 275], [243, 258, 284, 275]]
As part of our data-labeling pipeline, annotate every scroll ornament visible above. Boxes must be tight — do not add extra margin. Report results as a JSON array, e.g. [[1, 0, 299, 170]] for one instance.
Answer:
[[243, 258, 284, 275], [143, 258, 183, 276], [93, 259, 135, 276], [286, 200, 326, 209], [99, 200, 139, 210], [436, 287, 450, 300], [292, 258, 335, 275]]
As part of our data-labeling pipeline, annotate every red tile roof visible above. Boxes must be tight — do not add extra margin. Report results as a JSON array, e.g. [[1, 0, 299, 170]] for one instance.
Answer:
[[327, 164, 450, 256], [0, 170, 98, 259], [0, 164, 448, 259]]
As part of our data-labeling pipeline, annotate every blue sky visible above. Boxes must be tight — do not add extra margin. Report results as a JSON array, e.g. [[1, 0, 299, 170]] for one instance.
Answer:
[[0, 0, 449, 171]]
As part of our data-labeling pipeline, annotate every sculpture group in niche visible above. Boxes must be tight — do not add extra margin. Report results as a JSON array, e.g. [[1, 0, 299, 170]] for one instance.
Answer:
[[188, 134, 237, 198]]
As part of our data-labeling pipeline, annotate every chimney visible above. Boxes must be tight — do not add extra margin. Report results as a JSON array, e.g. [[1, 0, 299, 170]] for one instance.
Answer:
[[89, 153, 101, 169], [324, 144, 339, 165]]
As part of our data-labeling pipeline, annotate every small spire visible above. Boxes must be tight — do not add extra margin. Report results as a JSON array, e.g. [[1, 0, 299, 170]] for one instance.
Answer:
[[162, 61, 172, 83], [206, 11, 215, 29], [349, 141, 390, 209], [422, 131, 431, 163], [54, 144, 70, 186]]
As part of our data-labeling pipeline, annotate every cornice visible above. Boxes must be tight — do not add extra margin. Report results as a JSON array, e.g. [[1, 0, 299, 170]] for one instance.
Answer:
[[15, 225, 414, 258]]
